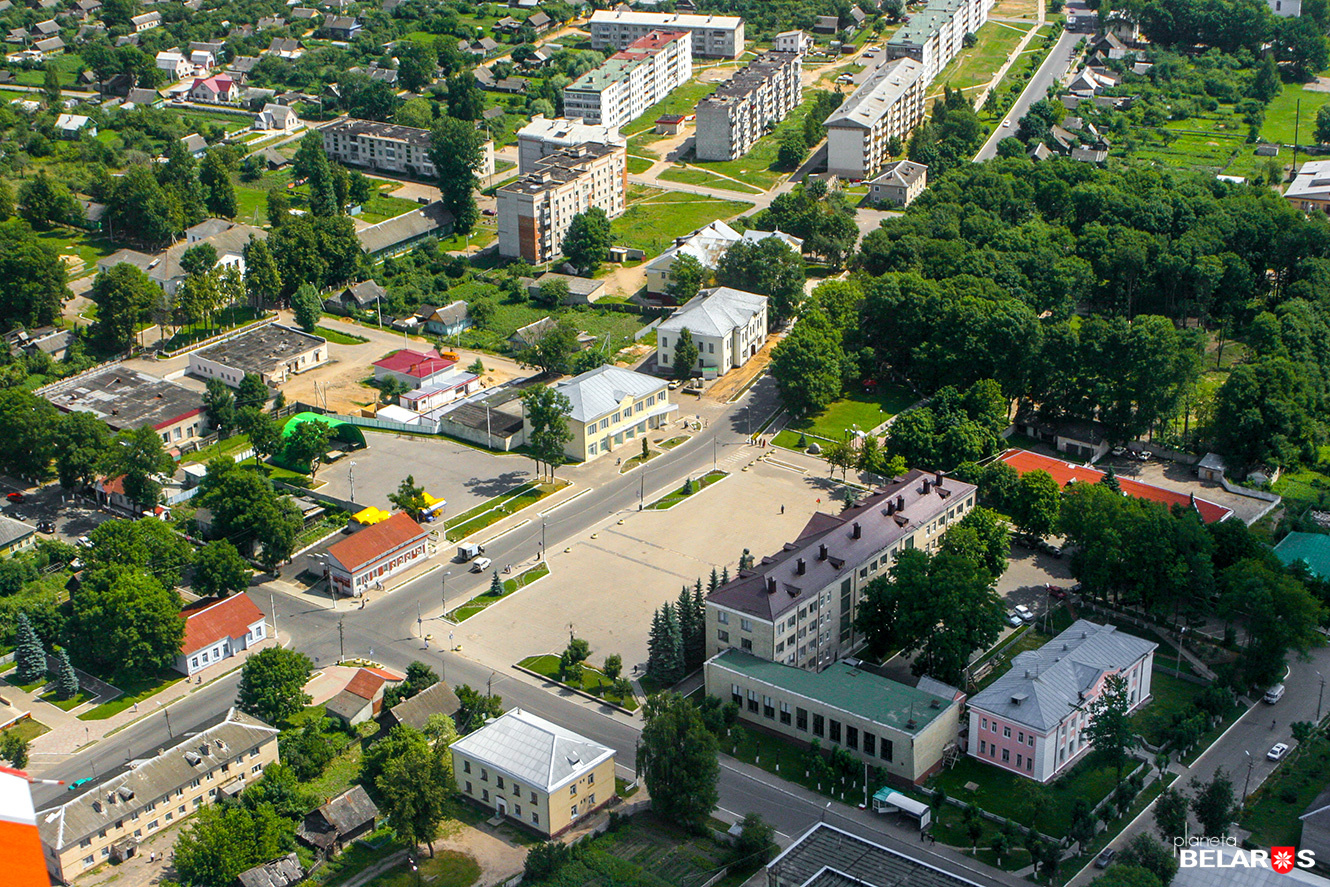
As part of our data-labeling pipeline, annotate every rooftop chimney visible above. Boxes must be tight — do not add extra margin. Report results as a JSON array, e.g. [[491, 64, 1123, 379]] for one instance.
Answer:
[[818, 543, 828, 561], [896, 495, 905, 511], [765, 576, 777, 594], [796, 557, 806, 575], [885, 501, 895, 516], [852, 521, 861, 539], [935, 471, 944, 486], [922, 479, 932, 493]]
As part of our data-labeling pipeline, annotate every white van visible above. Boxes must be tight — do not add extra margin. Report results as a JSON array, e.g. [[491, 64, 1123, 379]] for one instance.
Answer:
[[1264, 684, 1286, 704]]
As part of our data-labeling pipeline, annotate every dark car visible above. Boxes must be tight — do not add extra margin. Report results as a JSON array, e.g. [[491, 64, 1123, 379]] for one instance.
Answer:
[[6, 492, 24, 503], [36, 520, 55, 534], [1095, 849, 1116, 869], [1046, 585, 1068, 600]]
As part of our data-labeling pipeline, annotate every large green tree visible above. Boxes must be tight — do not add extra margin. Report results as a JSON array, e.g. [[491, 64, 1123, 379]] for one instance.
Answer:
[[715, 236, 806, 325], [522, 385, 573, 481], [199, 150, 237, 219], [1085, 673, 1134, 780], [90, 263, 155, 352], [368, 725, 453, 857], [66, 571, 185, 678], [236, 648, 313, 726], [562, 207, 611, 276], [0, 222, 70, 332], [0, 389, 59, 481], [174, 802, 295, 887], [1009, 469, 1061, 539], [54, 411, 112, 491], [770, 308, 843, 418], [428, 118, 484, 234], [85, 518, 195, 588], [193, 541, 252, 598], [18, 170, 80, 230], [638, 692, 719, 830], [672, 327, 699, 382]]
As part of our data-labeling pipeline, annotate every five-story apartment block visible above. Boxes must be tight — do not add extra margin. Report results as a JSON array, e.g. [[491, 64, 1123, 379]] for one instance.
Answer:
[[588, 9, 744, 59], [694, 51, 802, 162], [497, 142, 627, 263]]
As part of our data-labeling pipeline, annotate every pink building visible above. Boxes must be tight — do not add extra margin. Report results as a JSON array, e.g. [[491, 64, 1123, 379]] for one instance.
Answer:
[[966, 620, 1155, 782]]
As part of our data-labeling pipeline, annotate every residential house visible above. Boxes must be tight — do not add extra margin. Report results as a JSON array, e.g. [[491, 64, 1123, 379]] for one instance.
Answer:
[[706, 650, 963, 783], [31, 19, 59, 37], [34, 35, 65, 55], [813, 15, 840, 34], [297, 786, 379, 859], [644, 221, 802, 295], [508, 316, 557, 351], [257, 15, 286, 29], [325, 280, 386, 314], [254, 102, 299, 131], [124, 86, 162, 107], [656, 286, 767, 377], [967, 620, 1155, 782], [422, 300, 472, 336], [523, 272, 606, 305], [130, 10, 160, 31], [291, 7, 319, 22], [534, 365, 674, 463], [74, 0, 102, 18], [774, 30, 813, 54], [516, 114, 625, 174], [588, 8, 744, 58], [189, 74, 239, 103], [450, 708, 616, 836], [321, 118, 437, 178], [38, 365, 205, 448], [382, 681, 461, 731], [885, 0, 992, 82], [824, 56, 926, 180], [236, 853, 304, 887], [98, 219, 265, 294], [321, 15, 361, 39], [0, 515, 37, 558], [181, 133, 208, 156], [228, 56, 261, 79], [706, 470, 977, 671], [54, 113, 94, 138], [357, 201, 455, 257], [1268, 0, 1302, 14], [372, 347, 463, 389], [528, 10, 553, 32], [37, 710, 280, 884], [188, 324, 328, 389], [323, 512, 435, 598], [867, 159, 927, 207], [326, 667, 405, 726], [266, 37, 301, 58], [1288, 159, 1330, 214], [175, 595, 268, 676]]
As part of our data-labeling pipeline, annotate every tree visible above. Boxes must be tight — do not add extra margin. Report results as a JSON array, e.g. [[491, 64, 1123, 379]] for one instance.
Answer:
[[370, 725, 452, 856], [107, 163, 180, 247], [174, 801, 294, 887], [1118, 833, 1178, 885], [667, 252, 706, 303], [193, 541, 252, 598], [1010, 469, 1060, 538], [518, 321, 578, 375], [84, 518, 195, 589], [672, 327, 699, 382], [90, 263, 155, 352], [18, 170, 79, 230], [562, 207, 611, 275], [1085, 673, 1134, 780], [280, 418, 333, 476], [14, 612, 46, 683], [770, 308, 843, 418], [239, 408, 283, 461], [54, 648, 79, 701], [1154, 786, 1188, 842], [66, 571, 184, 678], [429, 118, 484, 234], [397, 40, 438, 92], [454, 684, 503, 733], [54, 412, 111, 491], [1091, 867, 1164, 887], [236, 373, 269, 413], [1317, 104, 1330, 145], [603, 653, 622, 681], [535, 276, 570, 308], [389, 474, 429, 520], [42, 65, 61, 106], [522, 385, 573, 481], [199, 151, 237, 218], [1190, 769, 1237, 838], [940, 506, 1009, 579], [638, 692, 719, 829], [204, 377, 238, 435], [524, 842, 573, 880], [292, 282, 322, 332], [242, 763, 315, 819], [236, 648, 313, 725], [0, 389, 59, 481], [715, 237, 806, 325], [1, 732, 29, 769], [777, 128, 808, 168], [730, 813, 776, 865], [293, 132, 339, 217], [648, 602, 684, 684], [106, 425, 174, 512]]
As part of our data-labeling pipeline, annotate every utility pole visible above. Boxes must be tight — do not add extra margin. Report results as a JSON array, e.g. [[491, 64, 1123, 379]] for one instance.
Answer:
[[270, 593, 277, 638], [1319, 671, 1325, 723], [1243, 750, 1254, 807], [349, 460, 357, 503], [713, 436, 717, 472], [338, 618, 345, 663], [441, 571, 451, 611], [640, 465, 645, 510], [541, 520, 546, 559]]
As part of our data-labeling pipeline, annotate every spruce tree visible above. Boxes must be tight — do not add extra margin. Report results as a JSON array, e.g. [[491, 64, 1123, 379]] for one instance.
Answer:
[[490, 570, 503, 597], [721, 566, 729, 585], [708, 567, 720, 593], [55, 649, 78, 701], [660, 603, 684, 684], [14, 613, 46, 684], [677, 587, 699, 671], [647, 606, 667, 679]]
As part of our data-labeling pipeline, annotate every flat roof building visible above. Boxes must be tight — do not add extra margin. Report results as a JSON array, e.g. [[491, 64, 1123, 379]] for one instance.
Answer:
[[497, 142, 627, 263], [516, 115, 626, 174], [187, 323, 327, 390], [38, 365, 206, 448], [563, 30, 692, 130], [588, 9, 744, 59], [695, 51, 801, 162], [824, 57, 926, 180], [886, 0, 994, 82], [322, 118, 437, 178], [768, 823, 1009, 887], [1287, 159, 1330, 215]]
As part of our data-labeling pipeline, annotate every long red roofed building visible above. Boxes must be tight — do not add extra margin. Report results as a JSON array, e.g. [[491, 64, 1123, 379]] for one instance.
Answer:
[[325, 511, 434, 598]]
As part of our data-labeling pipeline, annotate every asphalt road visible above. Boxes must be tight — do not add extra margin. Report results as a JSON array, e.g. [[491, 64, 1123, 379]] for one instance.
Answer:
[[973, 22, 1083, 162]]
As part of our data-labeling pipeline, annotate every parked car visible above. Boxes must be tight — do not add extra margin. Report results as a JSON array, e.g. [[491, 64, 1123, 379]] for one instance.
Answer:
[[1046, 585, 1069, 600], [1037, 539, 1063, 558], [1014, 604, 1035, 623], [1006, 611, 1023, 627], [1268, 743, 1290, 761], [76, 536, 92, 548], [67, 778, 93, 792], [470, 556, 493, 573], [10, 512, 26, 522], [6, 492, 25, 503], [36, 520, 55, 534], [1264, 683, 1286, 704], [1095, 849, 1116, 869], [1111, 446, 1127, 457]]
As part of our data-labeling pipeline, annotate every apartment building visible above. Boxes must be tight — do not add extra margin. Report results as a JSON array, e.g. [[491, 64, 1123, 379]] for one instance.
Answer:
[[450, 708, 616, 837], [38, 709, 279, 883], [588, 8, 744, 59], [656, 286, 768, 377], [694, 51, 801, 162], [516, 114, 626, 174], [824, 57, 926, 180], [321, 118, 437, 178], [705, 470, 976, 671], [563, 30, 692, 130], [886, 0, 993, 82], [497, 142, 627, 263], [967, 620, 1156, 782], [532, 365, 675, 463]]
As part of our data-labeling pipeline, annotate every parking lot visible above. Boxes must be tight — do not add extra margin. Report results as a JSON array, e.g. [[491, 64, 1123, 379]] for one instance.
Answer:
[[0, 478, 115, 547]]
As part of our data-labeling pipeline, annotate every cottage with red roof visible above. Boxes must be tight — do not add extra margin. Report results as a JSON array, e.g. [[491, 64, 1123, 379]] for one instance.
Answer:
[[175, 595, 267, 675], [189, 74, 238, 103], [372, 347, 467, 390], [324, 512, 435, 598], [326, 666, 404, 725]]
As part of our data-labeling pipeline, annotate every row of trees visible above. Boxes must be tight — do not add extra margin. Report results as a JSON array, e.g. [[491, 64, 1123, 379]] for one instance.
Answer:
[[646, 581, 709, 685]]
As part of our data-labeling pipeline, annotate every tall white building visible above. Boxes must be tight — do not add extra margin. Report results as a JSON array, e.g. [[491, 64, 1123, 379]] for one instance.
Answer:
[[886, 0, 994, 82], [656, 286, 768, 377], [694, 51, 801, 162], [516, 115, 626, 174], [497, 143, 627, 263], [823, 57, 926, 180], [588, 9, 744, 59], [563, 30, 692, 130]]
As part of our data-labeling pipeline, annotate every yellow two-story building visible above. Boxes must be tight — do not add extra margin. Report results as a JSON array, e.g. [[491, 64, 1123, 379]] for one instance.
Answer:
[[528, 365, 676, 464]]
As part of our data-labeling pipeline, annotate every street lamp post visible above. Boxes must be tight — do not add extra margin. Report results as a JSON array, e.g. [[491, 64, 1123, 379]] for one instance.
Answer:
[[349, 461, 357, 503], [441, 570, 451, 612], [540, 520, 546, 559], [1244, 750, 1254, 807], [1319, 671, 1326, 723], [1176, 626, 1188, 675]]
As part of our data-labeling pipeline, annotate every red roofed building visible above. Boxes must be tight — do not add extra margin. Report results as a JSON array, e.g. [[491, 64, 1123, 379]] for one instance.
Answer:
[[371, 347, 463, 389], [175, 594, 267, 675], [324, 512, 435, 598], [326, 666, 405, 725], [188, 74, 238, 103], [998, 449, 1233, 524]]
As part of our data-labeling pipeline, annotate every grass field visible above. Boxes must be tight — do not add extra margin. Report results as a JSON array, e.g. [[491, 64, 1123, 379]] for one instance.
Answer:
[[314, 324, 369, 345], [448, 562, 549, 622], [458, 300, 649, 355], [79, 671, 186, 721], [1, 718, 50, 745], [526, 814, 737, 887], [610, 188, 751, 256], [40, 688, 96, 711], [443, 482, 561, 542], [33, 228, 119, 280], [518, 653, 637, 710], [647, 470, 727, 509], [627, 154, 655, 174], [785, 386, 917, 441], [934, 21, 1034, 95], [1262, 82, 1330, 145], [656, 165, 762, 193], [365, 851, 480, 887], [1243, 731, 1330, 847], [1129, 669, 1207, 747], [679, 91, 833, 191], [623, 78, 721, 137]]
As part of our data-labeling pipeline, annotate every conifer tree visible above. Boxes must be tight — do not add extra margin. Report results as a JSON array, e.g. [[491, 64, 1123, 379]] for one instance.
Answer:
[[55, 649, 78, 701], [709, 567, 720, 593], [14, 613, 46, 684], [659, 603, 684, 684], [490, 570, 503, 597]]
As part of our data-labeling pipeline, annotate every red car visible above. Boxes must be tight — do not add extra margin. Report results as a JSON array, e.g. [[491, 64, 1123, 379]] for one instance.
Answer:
[[1046, 584, 1068, 600], [5, 492, 24, 503]]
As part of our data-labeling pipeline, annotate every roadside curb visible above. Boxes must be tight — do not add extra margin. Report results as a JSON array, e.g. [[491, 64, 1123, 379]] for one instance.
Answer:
[[445, 568, 550, 624], [511, 663, 637, 717]]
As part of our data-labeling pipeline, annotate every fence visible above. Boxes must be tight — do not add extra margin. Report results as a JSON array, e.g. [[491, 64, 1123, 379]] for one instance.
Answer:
[[635, 317, 663, 341], [271, 480, 361, 514], [158, 314, 277, 360]]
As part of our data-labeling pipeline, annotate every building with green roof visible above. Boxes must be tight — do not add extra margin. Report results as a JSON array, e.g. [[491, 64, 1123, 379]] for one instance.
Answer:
[[1275, 531, 1330, 579], [704, 648, 963, 784]]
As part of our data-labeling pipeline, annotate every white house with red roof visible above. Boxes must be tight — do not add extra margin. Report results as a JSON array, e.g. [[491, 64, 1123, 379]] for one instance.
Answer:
[[189, 74, 238, 103], [175, 595, 267, 676], [372, 347, 479, 409], [324, 512, 435, 598]]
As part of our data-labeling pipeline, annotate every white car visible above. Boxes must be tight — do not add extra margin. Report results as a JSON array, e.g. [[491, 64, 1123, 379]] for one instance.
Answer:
[[76, 536, 92, 548], [1002, 119, 1011, 127], [1006, 612, 1023, 627], [1014, 604, 1035, 623], [471, 556, 493, 573], [1268, 743, 1290, 761]]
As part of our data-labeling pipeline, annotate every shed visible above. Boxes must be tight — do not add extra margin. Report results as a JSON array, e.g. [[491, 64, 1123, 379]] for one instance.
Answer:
[[870, 789, 931, 829], [297, 785, 379, 858], [1196, 452, 1227, 483]]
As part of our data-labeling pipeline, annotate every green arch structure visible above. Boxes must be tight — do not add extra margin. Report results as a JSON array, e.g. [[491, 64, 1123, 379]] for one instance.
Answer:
[[273, 412, 367, 471]]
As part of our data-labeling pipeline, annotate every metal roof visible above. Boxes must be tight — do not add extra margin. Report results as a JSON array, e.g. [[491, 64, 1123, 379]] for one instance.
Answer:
[[550, 365, 667, 424], [823, 57, 924, 130], [658, 286, 766, 339], [449, 708, 614, 793], [768, 823, 1007, 887]]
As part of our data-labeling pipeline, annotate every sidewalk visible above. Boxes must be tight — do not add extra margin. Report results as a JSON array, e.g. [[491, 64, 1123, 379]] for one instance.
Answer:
[[25, 629, 285, 759]]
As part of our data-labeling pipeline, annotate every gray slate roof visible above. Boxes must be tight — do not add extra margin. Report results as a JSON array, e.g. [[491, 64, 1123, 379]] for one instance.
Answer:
[[824, 57, 924, 130], [550, 365, 667, 424], [769, 822, 1003, 887], [449, 707, 613, 793], [657, 286, 766, 339], [967, 619, 1156, 732], [386, 680, 461, 730], [237, 852, 304, 887], [0, 515, 36, 549]]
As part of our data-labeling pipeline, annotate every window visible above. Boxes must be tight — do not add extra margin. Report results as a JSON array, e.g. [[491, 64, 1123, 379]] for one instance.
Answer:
[[980, 740, 987, 754], [981, 717, 988, 730], [515, 804, 522, 817], [1017, 731, 1024, 743], [532, 812, 539, 825], [80, 838, 92, 849], [717, 629, 729, 642], [740, 618, 753, 632], [796, 707, 808, 731], [829, 720, 841, 743], [1001, 749, 1010, 763], [497, 776, 505, 790], [531, 791, 537, 803], [763, 696, 774, 719], [571, 805, 579, 818], [1003, 726, 1011, 738], [1027, 757, 1034, 772], [717, 611, 728, 624], [482, 789, 489, 802], [747, 689, 758, 713], [660, 337, 667, 347], [84, 856, 95, 867], [481, 768, 488, 781], [587, 773, 594, 786], [588, 793, 595, 805], [780, 702, 792, 725], [731, 684, 742, 705], [1029, 735, 1035, 747], [881, 738, 893, 762], [863, 732, 876, 756], [465, 781, 472, 794], [1016, 754, 1022, 768], [846, 726, 858, 750], [740, 638, 752, 651], [463, 760, 471, 773], [812, 714, 824, 737]]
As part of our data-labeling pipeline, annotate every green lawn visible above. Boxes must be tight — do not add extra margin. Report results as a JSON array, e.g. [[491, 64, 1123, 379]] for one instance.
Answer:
[[1273, 462, 1330, 515], [657, 165, 763, 194], [182, 431, 257, 467], [787, 386, 917, 441], [160, 306, 269, 352], [1, 718, 50, 745], [610, 188, 752, 256], [1243, 732, 1330, 847], [1262, 81, 1330, 145], [39, 688, 96, 711], [647, 470, 727, 509], [518, 653, 638, 710], [364, 850, 479, 887], [456, 300, 650, 356], [720, 721, 882, 806], [311, 826, 399, 887], [524, 813, 737, 887], [1129, 669, 1206, 747], [970, 624, 1055, 693], [315, 324, 369, 345], [930, 803, 1033, 872], [447, 562, 550, 622], [623, 78, 722, 136], [5, 673, 47, 694], [33, 228, 119, 280], [78, 671, 186, 721], [684, 93, 826, 191], [934, 21, 1034, 94], [356, 190, 421, 225], [627, 155, 655, 175], [443, 482, 562, 542]]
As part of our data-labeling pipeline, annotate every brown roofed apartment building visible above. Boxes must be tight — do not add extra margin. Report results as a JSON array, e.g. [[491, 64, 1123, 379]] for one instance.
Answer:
[[497, 142, 626, 263], [706, 470, 976, 671]]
